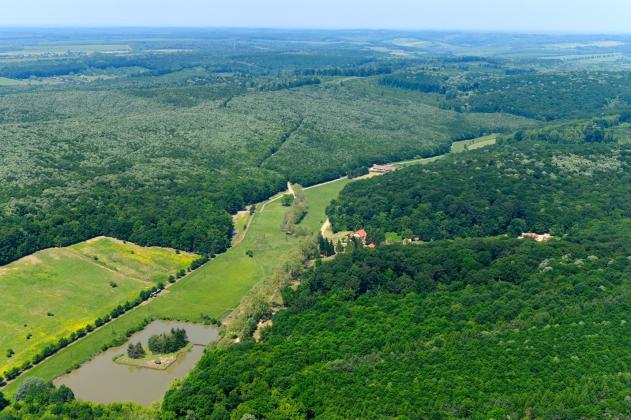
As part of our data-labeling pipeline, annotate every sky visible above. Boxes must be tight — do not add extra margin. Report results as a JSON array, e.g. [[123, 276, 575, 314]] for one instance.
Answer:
[[1, 0, 630, 33]]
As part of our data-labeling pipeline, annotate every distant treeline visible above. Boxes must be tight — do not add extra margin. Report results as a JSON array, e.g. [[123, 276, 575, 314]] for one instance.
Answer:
[[0, 171, 284, 266], [299, 65, 392, 77], [258, 77, 321, 91], [379, 74, 446, 93]]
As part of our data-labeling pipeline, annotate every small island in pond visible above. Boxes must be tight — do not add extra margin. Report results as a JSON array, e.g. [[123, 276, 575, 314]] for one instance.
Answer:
[[114, 328, 191, 370]]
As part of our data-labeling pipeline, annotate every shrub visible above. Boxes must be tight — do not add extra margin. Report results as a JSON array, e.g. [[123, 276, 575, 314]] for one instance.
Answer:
[[14, 377, 52, 402]]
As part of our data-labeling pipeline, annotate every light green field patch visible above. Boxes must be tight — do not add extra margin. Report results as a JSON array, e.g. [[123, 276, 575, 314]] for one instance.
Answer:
[[385, 232, 403, 243], [393, 155, 443, 168], [70, 237, 197, 283], [450, 134, 498, 153], [0, 238, 196, 375]]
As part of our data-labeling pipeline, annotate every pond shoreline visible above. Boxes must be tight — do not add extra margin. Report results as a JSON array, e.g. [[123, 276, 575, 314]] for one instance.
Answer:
[[53, 320, 218, 406]]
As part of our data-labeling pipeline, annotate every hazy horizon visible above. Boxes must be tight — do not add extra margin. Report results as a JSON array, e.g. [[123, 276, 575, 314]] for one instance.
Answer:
[[2, 0, 631, 34]]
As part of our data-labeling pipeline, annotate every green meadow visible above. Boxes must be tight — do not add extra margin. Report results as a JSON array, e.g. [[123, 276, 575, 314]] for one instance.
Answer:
[[0, 237, 196, 375], [394, 133, 498, 168], [3, 179, 350, 394], [450, 133, 498, 152]]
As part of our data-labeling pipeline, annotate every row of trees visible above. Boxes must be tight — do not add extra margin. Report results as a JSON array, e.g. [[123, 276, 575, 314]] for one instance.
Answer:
[[258, 77, 320, 91], [317, 234, 336, 257], [299, 65, 392, 77], [379, 73, 447, 94], [280, 185, 308, 234]]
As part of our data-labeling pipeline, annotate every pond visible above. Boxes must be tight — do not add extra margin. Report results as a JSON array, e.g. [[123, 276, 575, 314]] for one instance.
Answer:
[[54, 320, 219, 406]]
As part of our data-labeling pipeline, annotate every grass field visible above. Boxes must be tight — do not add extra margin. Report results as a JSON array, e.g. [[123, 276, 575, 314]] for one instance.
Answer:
[[385, 232, 403, 243], [450, 134, 497, 152], [0, 237, 196, 375], [394, 134, 498, 168], [3, 179, 350, 394]]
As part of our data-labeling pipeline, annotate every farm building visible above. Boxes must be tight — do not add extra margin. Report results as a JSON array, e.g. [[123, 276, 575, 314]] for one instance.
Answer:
[[369, 164, 396, 173], [348, 228, 368, 245]]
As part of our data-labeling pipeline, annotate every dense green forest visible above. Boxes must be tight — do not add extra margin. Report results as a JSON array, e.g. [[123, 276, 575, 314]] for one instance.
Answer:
[[0, 377, 151, 419], [0, 32, 538, 265], [327, 141, 630, 241], [161, 220, 631, 418], [5, 29, 631, 265], [6, 29, 631, 418], [446, 71, 631, 120], [382, 68, 631, 121]]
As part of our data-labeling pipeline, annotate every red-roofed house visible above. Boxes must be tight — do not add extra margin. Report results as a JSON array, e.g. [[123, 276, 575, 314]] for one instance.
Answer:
[[347, 228, 368, 245]]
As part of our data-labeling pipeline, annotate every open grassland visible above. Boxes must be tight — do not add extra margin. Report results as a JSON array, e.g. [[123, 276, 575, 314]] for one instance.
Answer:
[[0, 237, 196, 375], [394, 134, 498, 168], [69, 237, 196, 283], [3, 179, 350, 394], [450, 134, 498, 152]]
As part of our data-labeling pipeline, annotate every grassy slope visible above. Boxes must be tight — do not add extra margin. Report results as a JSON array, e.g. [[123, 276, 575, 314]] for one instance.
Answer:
[[394, 133, 498, 168], [450, 134, 497, 152], [3, 179, 350, 394], [0, 237, 195, 374]]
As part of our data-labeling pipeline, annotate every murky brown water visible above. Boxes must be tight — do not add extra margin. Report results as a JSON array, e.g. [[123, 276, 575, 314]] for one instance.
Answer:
[[53, 320, 219, 406]]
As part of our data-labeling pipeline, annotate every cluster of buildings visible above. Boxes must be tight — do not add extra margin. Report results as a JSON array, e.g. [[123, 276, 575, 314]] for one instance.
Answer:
[[347, 228, 376, 248], [346, 228, 422, 249]]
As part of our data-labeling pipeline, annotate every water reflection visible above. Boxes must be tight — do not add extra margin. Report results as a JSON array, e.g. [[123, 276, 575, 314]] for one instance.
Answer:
[[54, 320, 218, 406]]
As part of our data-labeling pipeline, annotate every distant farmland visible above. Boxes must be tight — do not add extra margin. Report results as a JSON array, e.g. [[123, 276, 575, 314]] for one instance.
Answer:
[[0, 237, 196, 374]]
